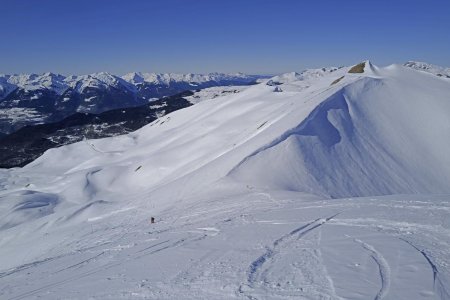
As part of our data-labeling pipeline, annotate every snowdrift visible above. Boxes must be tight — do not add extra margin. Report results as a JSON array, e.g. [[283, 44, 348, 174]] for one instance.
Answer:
[[231, 66, 450, 197]]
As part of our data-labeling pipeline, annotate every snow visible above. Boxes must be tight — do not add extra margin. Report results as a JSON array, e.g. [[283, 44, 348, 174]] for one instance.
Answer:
[[148, 103, 167, 109], [404, 61, 450, 78], [184, 85, 249, 104], [121, 72, 261, 85], [0, 71, 260, 102], [0, 77, 16, 100], [267, 67, 339, 85], [0, 107, 47, 124], [1, 62, 450, 299], [4, 72, 68, 95], [0, 191, 448, 299], [231, 64, 450, 198], [84, 96, 97, 102], [66, 72, 137, 93]]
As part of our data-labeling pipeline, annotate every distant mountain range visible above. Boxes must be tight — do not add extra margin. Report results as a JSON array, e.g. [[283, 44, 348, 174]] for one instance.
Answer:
[[0, 72, 264, 134]]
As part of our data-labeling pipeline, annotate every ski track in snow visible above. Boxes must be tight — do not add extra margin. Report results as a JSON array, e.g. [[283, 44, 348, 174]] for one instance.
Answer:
[[241, 213, 341, 299], [0, 256, 63, 279], [399, 238, 450, 300], [5, 236, 192, 300], [1, 196, 450, 299], [51, 251, 105, 275], [354, 239, 391, 300]]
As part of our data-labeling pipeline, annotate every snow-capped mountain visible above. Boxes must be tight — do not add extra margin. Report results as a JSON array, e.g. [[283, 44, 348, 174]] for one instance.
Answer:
[[404, 61, 450, 78], [1, 61, 450, 299], [0, 72, 263, 134], [5, 72, 68, 95], [122, 72, 259, 86], [121, 72, 263, 105], [0, 76, 17, 100]]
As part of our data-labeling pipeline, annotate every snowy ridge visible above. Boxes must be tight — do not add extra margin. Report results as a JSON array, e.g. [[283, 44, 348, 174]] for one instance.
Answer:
[[0, 72, 136, 99], [231, 66, 450, 197], [68, 72, 137, 93], [1, 61, 450, 299], [184, 85, 248, 104], [5, 72, 69, 95], [121, 72, 260, 85], [404, 61, 450, 78], [1, 72, 136, 97], [266, 67, 340, 86]]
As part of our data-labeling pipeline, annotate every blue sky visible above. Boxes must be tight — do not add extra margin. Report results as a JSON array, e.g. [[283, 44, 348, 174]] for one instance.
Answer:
[[1, 0, 449, 75]]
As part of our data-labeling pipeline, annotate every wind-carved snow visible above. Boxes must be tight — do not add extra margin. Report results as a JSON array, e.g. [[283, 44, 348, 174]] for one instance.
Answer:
[[230, 67, 450, 198], [0, 62, 449, 299]]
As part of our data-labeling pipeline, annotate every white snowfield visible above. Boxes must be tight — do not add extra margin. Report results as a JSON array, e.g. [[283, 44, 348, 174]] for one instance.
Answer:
[[185, 85, 249, 104], [1, 61, 450, 299]]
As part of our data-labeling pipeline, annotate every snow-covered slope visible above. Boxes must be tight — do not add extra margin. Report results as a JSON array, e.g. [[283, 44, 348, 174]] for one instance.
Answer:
[[232, 63, 450, 198], [0, 91, 194, 168], [267, 67, 340, 86], [184, 85, 249, 104], [404, 61, 450, 78], [1, 61, 450, 299]]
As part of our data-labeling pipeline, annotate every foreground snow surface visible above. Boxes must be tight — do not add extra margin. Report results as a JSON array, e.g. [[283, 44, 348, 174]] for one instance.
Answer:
[[1, 62, 450, 299], [1, 191, 449, 299]]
